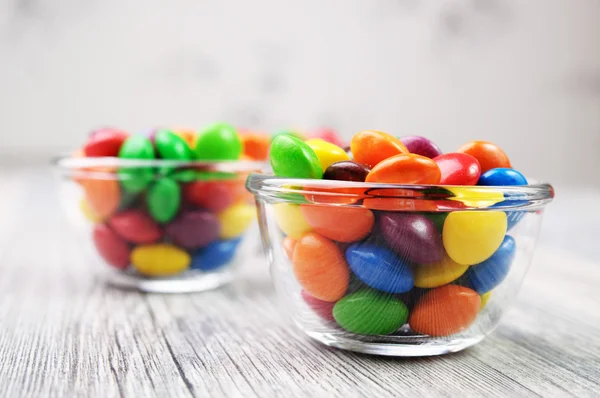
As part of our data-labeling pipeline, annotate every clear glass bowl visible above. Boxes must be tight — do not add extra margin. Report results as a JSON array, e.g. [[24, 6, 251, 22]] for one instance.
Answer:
[[53, 156, 265, 293], [247, 173, 554, 356]]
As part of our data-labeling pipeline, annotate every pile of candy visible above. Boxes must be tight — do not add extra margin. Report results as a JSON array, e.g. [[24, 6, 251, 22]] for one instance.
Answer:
[[74, 123, 265, 277], [269, 131, 528, 337]]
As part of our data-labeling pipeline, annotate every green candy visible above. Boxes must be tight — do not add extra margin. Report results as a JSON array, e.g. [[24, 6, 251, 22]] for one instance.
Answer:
[[146, 177, 181, 223], [270, 135, 323, 179], [155, 129, 194, 160], [170, 169, 198, 183], [118, 135, 155, 193], [333, 290, 409, 335], [195, 123, 242, 161], [271, 129, 305, 141]]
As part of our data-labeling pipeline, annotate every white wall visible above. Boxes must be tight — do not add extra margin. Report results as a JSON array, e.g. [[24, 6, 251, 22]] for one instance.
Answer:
[[0, 0, 598, 185]]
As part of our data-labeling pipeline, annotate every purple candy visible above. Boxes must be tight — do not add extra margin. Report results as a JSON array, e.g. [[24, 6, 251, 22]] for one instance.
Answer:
[[400, 135, 443, 159], [380, 213, 444, 264], [165, 210, 220, 249]]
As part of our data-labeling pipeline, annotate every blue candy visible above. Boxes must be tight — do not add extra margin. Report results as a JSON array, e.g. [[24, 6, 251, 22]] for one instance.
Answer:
[[346, 243, 414, 294], [463, 235, 516, 294], [478, 168, 528, 186], [191, 238, 242, 271]]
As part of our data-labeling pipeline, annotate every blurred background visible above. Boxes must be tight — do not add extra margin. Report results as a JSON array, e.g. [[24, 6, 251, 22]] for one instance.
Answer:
[[0, 0, 598, 186]]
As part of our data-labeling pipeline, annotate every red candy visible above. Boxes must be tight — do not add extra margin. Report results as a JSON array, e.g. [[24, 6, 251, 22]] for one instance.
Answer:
[[84, 128, 129, 157], [92, 224, 131, 269], [183, 181, 236, 212], [108, 210, 163, 244], [301, 290, 335, 321], [433, 153, 481, 185], [308, 128, 345, 148]]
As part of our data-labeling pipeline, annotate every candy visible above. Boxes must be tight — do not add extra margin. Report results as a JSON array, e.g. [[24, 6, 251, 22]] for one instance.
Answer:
[[366, 154, 441, 184], [480, 292, 491, 310], [118, 135, 156, 193], [147, 177, 181, 223], [433, 153, 481, 185], [478, 168, 528, 186], [323, 161, 370, 182], [174, 128, 197, 150], [84, 128, 129, 157], [108, 210, 162, 244], [195, 122, 242, 160], [305, 139, 350, 171], [155, 129, 194, 160], [292, 232, 349, 302], [240, 131, 271, 160], [273, 203, 312, 239], [413, 255, 469, 288], [350, 130, 408, 168], [92, 224, 130, 269], [270, 135, 323, 179], [301, 290, 336, 322], [282, 236, 297, 259], [183, 180, 236, 212], [346, 243, 414, 294], [191, 238, 242, 271], [424, 212, 448, 232], [300, 205, 374, 243], [443, 211, 507, 265], [409, 285, 481, 336], [165, 210, 220, 249], [463, 235, 516, 294], [80, 198, 103, 223], [446, 186, 504, 208], [81, 178, 121, 219], [380, 213, 444, 264], [218, 203, 256, 239], [272, 129, 305, 141], [400, 135, 443, 159], [456, 141, 511, 173], [333, 290, 409, 335], [308, 128, 345, 148], [131, 244, 191, 276]]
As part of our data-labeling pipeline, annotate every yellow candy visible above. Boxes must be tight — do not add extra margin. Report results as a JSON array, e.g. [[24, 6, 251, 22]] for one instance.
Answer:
[[443, 211, 507, 265], [218, 203, 256, 239], [480, 292, 491, 310], [305, 138, 350, 171], [447, 187, 504, 208], [273, 203, 312, 239], [413, 256, 469, 288], [79, 198, 104, 224], [131, 244, 190, 276]]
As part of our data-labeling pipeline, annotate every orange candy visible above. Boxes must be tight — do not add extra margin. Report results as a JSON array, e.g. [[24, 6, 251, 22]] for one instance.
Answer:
[[174, 128, 197, 150], [366, 154, 441, 184], [456, 141, 511, 173], [283, 236, 297, 259], [80, 178, 121, 219], [292, 232, 350, 302], [241, 131, 271, 160], [300, 205, 374, 242], [409, 285, 481, 337], [350, 130, 408, 168]]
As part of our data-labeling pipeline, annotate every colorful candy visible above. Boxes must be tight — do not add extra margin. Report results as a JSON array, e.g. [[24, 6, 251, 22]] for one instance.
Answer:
[[305, 139, 350, 171], [433, 153, 481, 185], [365, 154, 441, 184], [92, 224, 130, 269], [400, 135, 443, 159], [191, 238, 242, 271], [409, 285, 481, 336], [300, 205, 374, 243], [463, 235, 516, 294], [301, 290, 336, 322], [478, 168, 528, 186], [333, 290, 409, 335], [108, 210, 162, 244], [346, 243, 414, 294], [240, 130, 271, 160], [380, 213, 444, 264], [292, 232, 349, 302], [84, 128, 129, 157], [165, 210, 220, 249], [147, 177, 181, 223], [456, 141, 511, 173], [131, 244, 191, 276], [155, 129, 194, 160], [413, 255, 469, 288], [351, 130, 408, 168], [195, 123, 243, 160], [443, 211, 507, 265], [218, 203, 256, 239], [118, 135, 156, 193], [270, 135, 323, 179], [323, 161, 370, 182], [273, 204, 312, 239]]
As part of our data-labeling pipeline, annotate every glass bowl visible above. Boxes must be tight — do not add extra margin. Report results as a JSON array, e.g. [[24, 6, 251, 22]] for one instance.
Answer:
[[53, 156, 265, 293], [247, 173, 554, 356]]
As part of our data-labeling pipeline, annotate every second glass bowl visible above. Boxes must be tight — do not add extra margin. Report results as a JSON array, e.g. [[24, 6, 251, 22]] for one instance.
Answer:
[[248, 173, 554, 356], [54, 157, 264, 293]]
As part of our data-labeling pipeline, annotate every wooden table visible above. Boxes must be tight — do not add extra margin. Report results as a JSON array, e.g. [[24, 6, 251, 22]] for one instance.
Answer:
[[0, 167, 598, 397]]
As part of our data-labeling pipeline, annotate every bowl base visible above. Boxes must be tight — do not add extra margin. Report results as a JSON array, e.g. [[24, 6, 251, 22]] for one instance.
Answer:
[[105, 269, 234, 294], [305, 330, 484, 357]]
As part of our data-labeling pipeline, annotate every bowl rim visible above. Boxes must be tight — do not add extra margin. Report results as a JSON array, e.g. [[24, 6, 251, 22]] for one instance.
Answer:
[[246, 172, 555, 210], [51, 155, 268, 172]]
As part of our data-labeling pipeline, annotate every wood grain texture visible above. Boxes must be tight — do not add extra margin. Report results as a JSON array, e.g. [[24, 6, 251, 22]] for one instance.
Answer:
[[0, 167, 598, 397]]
